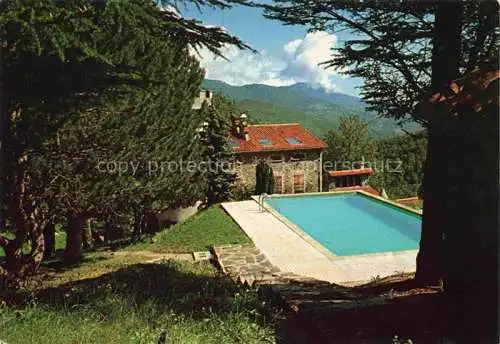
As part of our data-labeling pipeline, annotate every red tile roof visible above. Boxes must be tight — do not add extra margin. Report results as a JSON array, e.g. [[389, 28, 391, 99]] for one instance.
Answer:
[[229, 123, 327, 153], [396, 197, 422, 207], [332, 185, 380, 196], [327, 168, 374, 177]]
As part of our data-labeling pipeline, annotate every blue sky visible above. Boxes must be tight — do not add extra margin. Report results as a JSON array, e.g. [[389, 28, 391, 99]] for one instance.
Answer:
[[179, 3, 363, 96]]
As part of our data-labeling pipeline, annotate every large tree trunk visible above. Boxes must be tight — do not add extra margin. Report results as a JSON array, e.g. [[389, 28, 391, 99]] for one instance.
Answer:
[[415, 1, 463, 285], [2, 235, 24, 278], [1, 106, 29, 278], [24, 219, 45, 275], [64, 213, 86, 264], [143, 211, 159, 236], [82, 219, 93, 249], [1, 104, 45, 279], [441, 73, 499, 342], [104, 220, 114, 243], [1, 217, 44, 278], [415, 122, 444, 284], [132, 210, 142, 241], [43, 222, 56, 259]]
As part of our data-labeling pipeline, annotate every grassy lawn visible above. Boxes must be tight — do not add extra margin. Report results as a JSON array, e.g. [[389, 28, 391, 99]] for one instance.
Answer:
[[124, 205, 250, 254], [0, 258, 275, 344], [0, 205, 269, 343]]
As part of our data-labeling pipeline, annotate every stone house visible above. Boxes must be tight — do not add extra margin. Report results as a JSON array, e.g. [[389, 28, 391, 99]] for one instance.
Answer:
[[229, 114, 327, 194]]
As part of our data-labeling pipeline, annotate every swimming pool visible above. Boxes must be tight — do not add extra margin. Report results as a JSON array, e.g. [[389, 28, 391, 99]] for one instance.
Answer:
[[264, 192, 421, 256]]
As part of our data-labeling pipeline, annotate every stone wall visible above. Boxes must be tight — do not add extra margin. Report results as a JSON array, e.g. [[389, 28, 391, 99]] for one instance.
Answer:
[[234, 150, 322, 194], [157, 201, 202, 227]]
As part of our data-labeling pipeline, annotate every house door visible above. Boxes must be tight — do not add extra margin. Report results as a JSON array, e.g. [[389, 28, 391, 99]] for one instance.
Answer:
[[293, 174, 305, 193], [273, 175, 283, 194]]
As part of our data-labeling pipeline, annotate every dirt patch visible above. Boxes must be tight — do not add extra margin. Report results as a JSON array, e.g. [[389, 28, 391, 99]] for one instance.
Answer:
[[111, 250, 194, 262]]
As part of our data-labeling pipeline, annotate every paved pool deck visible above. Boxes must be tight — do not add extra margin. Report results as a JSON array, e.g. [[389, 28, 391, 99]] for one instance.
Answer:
[[221, 199, 417, 285]]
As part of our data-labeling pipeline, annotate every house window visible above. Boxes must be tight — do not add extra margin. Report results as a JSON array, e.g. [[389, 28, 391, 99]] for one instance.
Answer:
[[290, 153, 306, 162], [273, 175, 283, 194], [285, 137, 302, 145], [293, 174, 305, 193], [258, 137, 272, 146], [270, 154, 283, 163]]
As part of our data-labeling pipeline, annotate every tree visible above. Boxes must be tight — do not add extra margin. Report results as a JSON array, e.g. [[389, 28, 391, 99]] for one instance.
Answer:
[[370, 131, 427, 199], [200, 95, 238, 205], [25, 11, 207, 263], [415, 66, 499, 342], [262, 1, 499, 340], [1, 0, 254, 278], [323, 115, 377, 170], [255, 160, 274, 194], [263, 1, 498, 123]]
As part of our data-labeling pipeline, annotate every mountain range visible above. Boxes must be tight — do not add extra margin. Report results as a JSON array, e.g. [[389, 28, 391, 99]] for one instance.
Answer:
[[202, 79, 420, 138]]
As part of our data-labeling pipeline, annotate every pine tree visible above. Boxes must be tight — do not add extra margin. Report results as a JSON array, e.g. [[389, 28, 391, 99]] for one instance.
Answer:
[[369, 131, 427, 199], [255, 160, 274, 194], [199, 97, 237, 206], [1, 0, 254, 277], [323, 115, 377, 170]]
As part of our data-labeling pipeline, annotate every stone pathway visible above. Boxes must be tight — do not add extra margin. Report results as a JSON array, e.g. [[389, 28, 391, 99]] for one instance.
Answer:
[[212, 243, 318, 287]]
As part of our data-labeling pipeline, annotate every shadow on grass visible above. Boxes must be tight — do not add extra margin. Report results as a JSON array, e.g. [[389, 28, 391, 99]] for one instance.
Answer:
[[5, 260, 273, 324]]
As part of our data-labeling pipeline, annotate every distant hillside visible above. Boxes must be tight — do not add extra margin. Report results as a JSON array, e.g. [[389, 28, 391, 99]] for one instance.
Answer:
[[287, 83, 365, 109], [235, 99, 341, 137], [202, 79, 420, 138]]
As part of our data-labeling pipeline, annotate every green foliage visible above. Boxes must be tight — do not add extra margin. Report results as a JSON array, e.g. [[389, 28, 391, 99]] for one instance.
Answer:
[[124, 205, 249, 253], [322, 115, 426, 199], [0, 0, 255, 275], [238, 99, 340, 137], [323, 115, 377, 169], [231, 183, 254, 201], [369, 131, 427, 199], [200, 95, 238, 206], [255, 160, 274, 195]]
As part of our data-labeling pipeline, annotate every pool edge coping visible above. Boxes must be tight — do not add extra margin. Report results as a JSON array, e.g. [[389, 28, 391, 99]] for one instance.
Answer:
[[251, 190, 420, 263]]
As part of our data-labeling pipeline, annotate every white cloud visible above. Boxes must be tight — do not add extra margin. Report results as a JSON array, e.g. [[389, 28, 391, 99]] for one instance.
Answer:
[[279, 31, 344, 92], [195, 31, 343, 91], [197, 45, 286, 86], [159, 4, 180, 16]]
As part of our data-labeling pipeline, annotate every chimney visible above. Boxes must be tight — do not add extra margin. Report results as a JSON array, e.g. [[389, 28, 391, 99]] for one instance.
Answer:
[[230, 113, 249, 140], [231, 114, 241, 136], [239, 113, 250, 141], [191, 90, 212, 109]]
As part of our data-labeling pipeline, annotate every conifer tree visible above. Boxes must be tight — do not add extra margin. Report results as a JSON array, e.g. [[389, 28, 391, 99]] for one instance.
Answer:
[[323, 115, 377, 170], [1, 0, 254, 277], [255, 160, 274, 195], [199, 97, 237, 205]]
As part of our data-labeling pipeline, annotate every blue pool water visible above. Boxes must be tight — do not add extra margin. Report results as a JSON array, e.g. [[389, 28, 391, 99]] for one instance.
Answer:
[[265, 193, 421, 256]]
